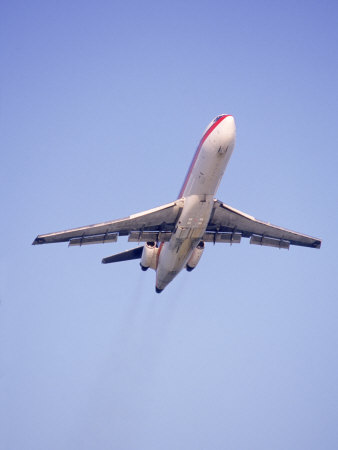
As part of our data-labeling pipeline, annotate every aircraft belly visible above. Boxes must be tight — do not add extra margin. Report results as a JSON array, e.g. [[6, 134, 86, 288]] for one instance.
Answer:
[[156, 239, 195, 289], [184, 141, 234, 196], [156, 194, 214, 290], [157, 115, 236, 291]]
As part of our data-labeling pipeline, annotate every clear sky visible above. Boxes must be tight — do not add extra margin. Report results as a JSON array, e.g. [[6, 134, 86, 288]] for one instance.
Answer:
[[1, 1, 337, 449]]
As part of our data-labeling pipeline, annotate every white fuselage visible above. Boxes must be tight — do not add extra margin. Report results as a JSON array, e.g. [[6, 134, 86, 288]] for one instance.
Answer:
[[156, 115, 236, 291]]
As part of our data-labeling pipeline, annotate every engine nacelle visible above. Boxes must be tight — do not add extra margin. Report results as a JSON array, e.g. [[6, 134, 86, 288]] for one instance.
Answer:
[[140, 242, 158, 271], [186, 241, 205, 271]]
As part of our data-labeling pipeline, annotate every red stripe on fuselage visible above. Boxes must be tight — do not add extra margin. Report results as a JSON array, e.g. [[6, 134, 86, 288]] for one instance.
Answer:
[[178, 115, 230, 198]]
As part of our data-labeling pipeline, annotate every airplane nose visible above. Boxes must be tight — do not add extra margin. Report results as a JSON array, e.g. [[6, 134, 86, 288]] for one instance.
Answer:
[[223, 115, 236, 139], [225, 114, 235, 126]]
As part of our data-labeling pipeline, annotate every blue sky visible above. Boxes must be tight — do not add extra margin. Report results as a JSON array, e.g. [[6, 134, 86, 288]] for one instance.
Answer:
[[1, 1, 337, 449]]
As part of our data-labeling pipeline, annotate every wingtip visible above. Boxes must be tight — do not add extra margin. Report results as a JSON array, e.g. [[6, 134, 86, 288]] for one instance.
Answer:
[[314, 240, 322, 249], [32, 236, 45, 245]]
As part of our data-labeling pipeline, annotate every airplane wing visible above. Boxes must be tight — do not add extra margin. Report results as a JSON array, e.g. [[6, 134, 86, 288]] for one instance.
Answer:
[[32, 199, 184, 245], [207, 200, 321, 249]]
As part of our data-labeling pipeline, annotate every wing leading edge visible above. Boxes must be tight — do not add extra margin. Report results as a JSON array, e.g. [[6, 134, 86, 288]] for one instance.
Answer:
[[32, 199, 184, 245], [207, 200, 321, 249]]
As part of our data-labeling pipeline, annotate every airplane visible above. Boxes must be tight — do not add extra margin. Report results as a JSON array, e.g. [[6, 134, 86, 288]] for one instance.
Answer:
[[33, 114, 321, 293]]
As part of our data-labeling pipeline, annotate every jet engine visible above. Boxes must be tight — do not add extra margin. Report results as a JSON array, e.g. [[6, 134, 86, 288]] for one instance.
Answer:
[[140, 241, 158, 271], [186, 241, 205, 271]]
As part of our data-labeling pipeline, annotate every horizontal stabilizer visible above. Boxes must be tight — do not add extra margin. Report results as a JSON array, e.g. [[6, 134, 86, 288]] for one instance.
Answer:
[[102, 246, 143, 264]]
